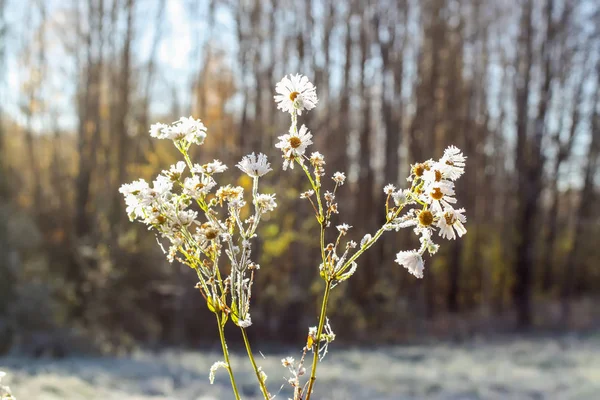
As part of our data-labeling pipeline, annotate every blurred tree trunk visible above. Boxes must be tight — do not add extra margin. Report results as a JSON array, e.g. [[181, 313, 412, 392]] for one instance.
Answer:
[[562, 65, 600, 322], [72, 0, 105, 321], [23, 0, 47, 210], [110, 0, 134, 228], [350, 10, 376, 326], [328, 4, 352, 177], [541, 75, 582, 292], [445, 10, 467, 314], [540, 3, 580, 292], [512, 0, 536, 329], [136, 0, 164, 164]]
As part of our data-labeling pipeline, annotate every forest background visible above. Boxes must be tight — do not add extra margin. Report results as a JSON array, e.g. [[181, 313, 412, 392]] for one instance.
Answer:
[[0, 0, 599, 355]]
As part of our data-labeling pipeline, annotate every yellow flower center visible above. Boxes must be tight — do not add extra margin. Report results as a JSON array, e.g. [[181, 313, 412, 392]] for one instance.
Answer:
[[444, 212, 456, 225], [289, 91, 300, 101], [418, 210, 434, 226], [430, 187, 444, 200], [289, 136, 302, 149], [414, 163, 425, 177], [434, 170, 442, 182]]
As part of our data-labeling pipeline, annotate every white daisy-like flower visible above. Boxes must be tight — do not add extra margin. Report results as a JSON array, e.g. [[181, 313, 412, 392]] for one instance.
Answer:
[[152, 175, 174, 197], [383, 184, 396, 195], [332, 172, 346, 185], [192, 160, 228, 175], [395, 250, 424, 278], [423, 181, 457, 213], [119, 178, 149, 196], [236, 152, 272, 177], [149, 122, 169, 138], [440, 145, 466, 181], [437, 207, 467, 240], [163, 161, 186, 181], [275, 124, 313, 170], [274, 74, 318, 115], [170, 116, 207, 145], [422, 162, 450, 184], [183, 175, 216, 199], [151, 117, 207, 146], [177, 210, 197, 226], [216, 185, 244, 203], [336, 223, 352, 234], [255, 193, 277, 213]]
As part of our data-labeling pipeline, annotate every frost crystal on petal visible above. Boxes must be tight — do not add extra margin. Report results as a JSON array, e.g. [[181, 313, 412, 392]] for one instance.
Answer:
[[395, 250, 424, 278], [237, 152, 272, 178]]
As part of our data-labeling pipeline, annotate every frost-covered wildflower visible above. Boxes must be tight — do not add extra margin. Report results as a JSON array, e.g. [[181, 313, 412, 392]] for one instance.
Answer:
[[300, 190, 315, 199], [310, 152, 325, 166], [216, 185, 244, 204], [274, 73, 318, 115], [395, 250, 424, 278], [383, 184, 396, 195], [150, 117, 207, 146], [119, 179, 150, 221], [193, 160, 228, 175], [440, 145, 466, 180], [324, 191, 335, 202], [392, 189, 410, 206], [183, 175, 216, 199], [437, 207, 467, 240], [332, 172, 346, 185], [176, 210, 197, 227], [255, 193, 277, 213], [423, 182, 457, 214], [409, 160, 433, 181], [275, 124, 313, 170], [237, 153, 272, 178], [310, 151, 326, 176], [164, 161, 186, 181], [336, 223, 351, 235], [281, 357, 294, 367]]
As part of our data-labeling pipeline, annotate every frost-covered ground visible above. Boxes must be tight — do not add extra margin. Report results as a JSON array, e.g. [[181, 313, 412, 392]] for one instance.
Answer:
[[1, 335, 599, 400]]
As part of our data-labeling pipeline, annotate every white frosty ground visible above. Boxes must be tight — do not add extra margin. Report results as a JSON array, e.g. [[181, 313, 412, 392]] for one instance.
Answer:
[[1, 335, 599, 400]]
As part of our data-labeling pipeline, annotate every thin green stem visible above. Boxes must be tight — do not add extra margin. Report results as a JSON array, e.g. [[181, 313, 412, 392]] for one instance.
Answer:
[[216, 313, 241, 400], [305, 279, 332, 400], [241, 327, 271, 399]]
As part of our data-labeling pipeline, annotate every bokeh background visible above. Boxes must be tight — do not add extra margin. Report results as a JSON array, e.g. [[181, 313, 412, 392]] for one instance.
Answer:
[[1, 0, 600, 379]]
